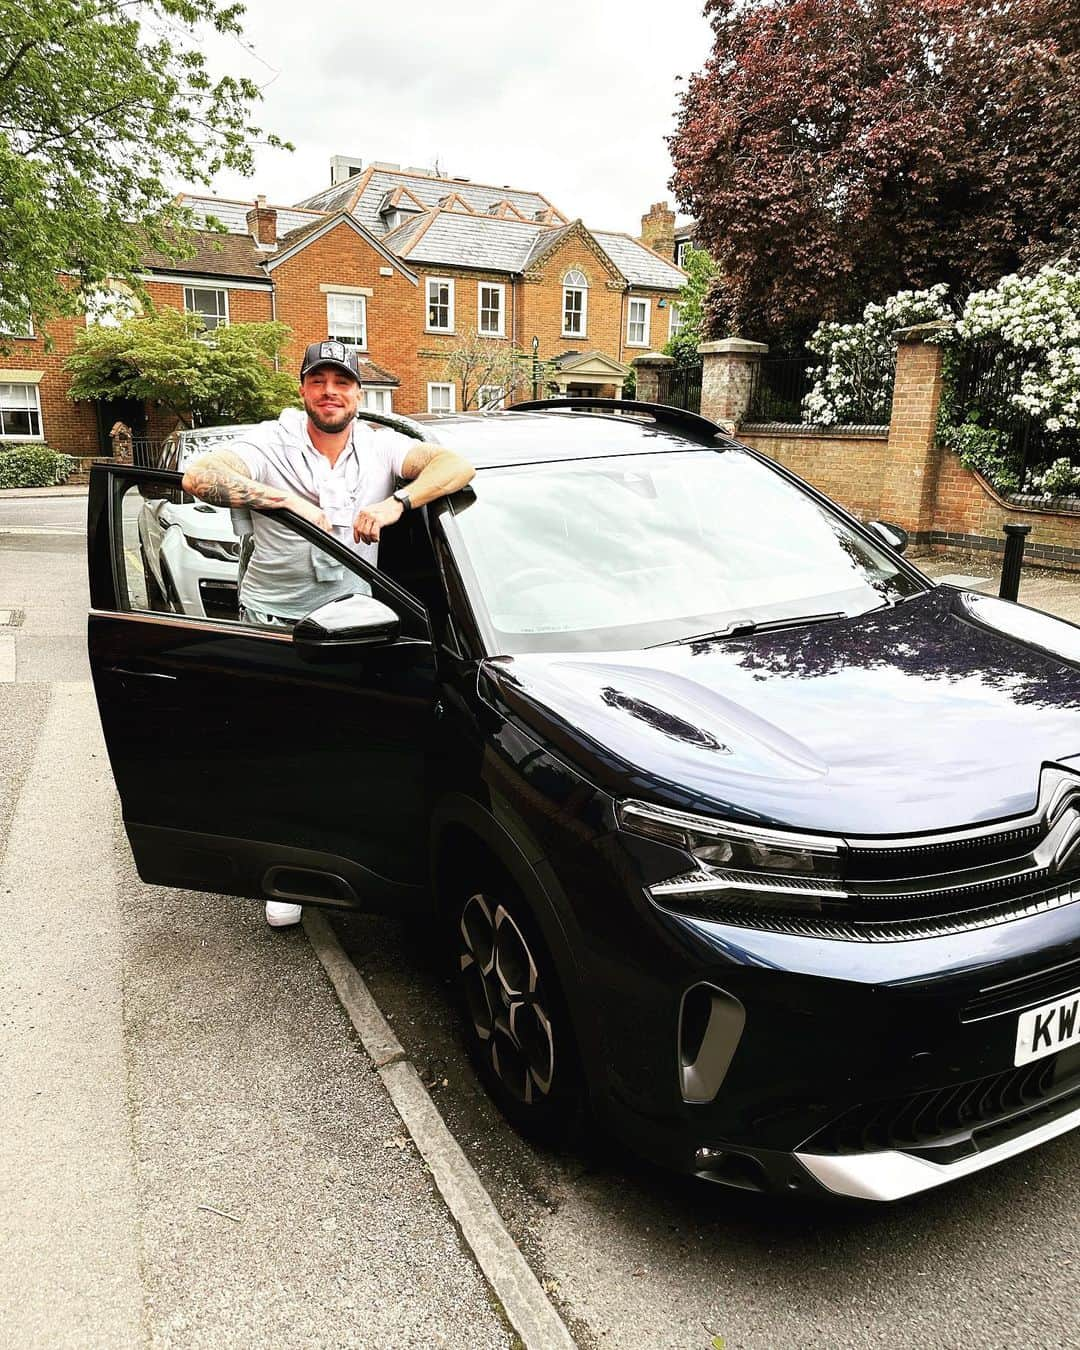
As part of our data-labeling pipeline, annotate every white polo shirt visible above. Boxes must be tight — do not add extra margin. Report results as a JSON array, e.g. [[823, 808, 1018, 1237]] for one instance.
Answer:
[[228, 407, 416, 619]]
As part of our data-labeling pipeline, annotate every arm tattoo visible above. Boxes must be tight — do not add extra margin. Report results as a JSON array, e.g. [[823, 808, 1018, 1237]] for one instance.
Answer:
[[181, 449, 290, 511], [183, 467, 291, 510]]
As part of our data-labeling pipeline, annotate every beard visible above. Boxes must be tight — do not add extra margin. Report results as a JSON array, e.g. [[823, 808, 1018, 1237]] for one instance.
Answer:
[[303, 397, 356, 435]]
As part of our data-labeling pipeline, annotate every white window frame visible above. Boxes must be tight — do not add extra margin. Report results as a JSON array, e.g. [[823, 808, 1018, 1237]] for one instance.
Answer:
[[426, 277, 455, 333], [427, 382, 456, 414], [183, 286, 229, 330], [477, 282, 505, 337], [362, 387, 394, 413], [476, 384, 505, 410], [326, 291, 367, 350], [675, 240, 689, 268], [0, 381, 44, 440], [562, 269, 588, 338], [627, 296, 651, 348], [668, 302, 682, 339], [0, 314, 34, 339]]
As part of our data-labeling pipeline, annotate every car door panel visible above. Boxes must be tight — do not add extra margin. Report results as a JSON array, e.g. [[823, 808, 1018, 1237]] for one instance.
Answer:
[[88, 464, 438, 909]]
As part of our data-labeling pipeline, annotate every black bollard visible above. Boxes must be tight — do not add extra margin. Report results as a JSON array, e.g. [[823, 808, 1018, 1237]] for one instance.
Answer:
[[999, 523, 1031, 601]]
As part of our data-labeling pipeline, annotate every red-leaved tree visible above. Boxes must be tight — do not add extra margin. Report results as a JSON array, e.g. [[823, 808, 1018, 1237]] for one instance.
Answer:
[[669, 0, 1080, 347]]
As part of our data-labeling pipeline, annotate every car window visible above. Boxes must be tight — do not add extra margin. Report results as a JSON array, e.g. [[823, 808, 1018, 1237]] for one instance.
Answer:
[[444, 449, 926, 654], [115, 478, 417, 633]]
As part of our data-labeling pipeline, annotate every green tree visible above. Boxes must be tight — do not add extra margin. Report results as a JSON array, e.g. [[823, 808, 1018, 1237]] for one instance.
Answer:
[[0, 0, 288, 339], [663, 244, 718, 367], [65, 308, 300, 427], [443, 330, 560, 408]]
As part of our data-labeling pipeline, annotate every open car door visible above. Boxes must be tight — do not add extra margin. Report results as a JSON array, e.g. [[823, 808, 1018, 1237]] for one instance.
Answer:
[[87, 463, 438, 915]]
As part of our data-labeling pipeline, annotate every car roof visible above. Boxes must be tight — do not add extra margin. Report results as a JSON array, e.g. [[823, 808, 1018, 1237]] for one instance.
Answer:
[[399, 408, 723, 469]]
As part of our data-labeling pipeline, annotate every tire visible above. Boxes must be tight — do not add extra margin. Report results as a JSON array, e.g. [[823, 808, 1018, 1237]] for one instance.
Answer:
[[140, 546, 167, 611], [452, 878, 584, 1143]]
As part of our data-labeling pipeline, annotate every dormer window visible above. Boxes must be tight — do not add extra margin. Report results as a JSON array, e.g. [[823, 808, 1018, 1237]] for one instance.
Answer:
[[562, 269, 588, 338]]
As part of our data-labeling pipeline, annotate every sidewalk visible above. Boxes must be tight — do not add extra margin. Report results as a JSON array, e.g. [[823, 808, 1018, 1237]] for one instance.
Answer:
[[917, 552, 1080, 625], [0, 485, 88, 499]]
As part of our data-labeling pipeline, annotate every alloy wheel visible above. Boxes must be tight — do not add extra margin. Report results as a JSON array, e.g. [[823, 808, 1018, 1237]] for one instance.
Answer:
[[458, 892, 556, 1105]]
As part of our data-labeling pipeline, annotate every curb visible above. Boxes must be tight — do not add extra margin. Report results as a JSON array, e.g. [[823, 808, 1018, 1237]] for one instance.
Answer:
[[0, 486, 89, 499], [304, 910, 578, 1350]]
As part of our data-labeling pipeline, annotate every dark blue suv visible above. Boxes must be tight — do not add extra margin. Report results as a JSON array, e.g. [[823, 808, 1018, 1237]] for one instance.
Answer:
[[88, 400, 1080, 1201]]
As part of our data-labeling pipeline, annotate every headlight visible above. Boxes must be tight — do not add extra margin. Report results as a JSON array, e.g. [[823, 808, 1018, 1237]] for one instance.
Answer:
[[185, 535, 240, 562], [617, 799, 848, 916]]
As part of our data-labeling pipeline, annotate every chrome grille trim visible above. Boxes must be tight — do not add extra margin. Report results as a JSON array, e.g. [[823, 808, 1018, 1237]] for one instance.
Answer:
[[661, 877, 1080, 943]]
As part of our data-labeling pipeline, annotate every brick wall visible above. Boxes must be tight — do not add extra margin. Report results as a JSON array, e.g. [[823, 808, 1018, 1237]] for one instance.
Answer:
[[0, 317, 100, 458], [737, 427, 889, 521], [271, 220, 423, 408]]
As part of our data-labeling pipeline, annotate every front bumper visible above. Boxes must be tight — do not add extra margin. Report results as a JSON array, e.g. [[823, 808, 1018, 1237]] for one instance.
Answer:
[[585, 890, 1080, 1200], [796, 1095, 1080, 1199]]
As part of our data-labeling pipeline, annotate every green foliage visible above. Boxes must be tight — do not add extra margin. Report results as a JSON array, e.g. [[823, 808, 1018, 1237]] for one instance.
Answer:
[[0, 0, 290, 342], [663, 245, 718, 367], [0, 445, 77, 488], [936, 261, 1080, 492], [804, 286, 953, 424], [940, 420, 1022, 494], [1026, 457, 1080, 498], [65, 308, 301, 426]]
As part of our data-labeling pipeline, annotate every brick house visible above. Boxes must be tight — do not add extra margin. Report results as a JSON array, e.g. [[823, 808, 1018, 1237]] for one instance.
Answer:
[[0, 158, 686, 459]]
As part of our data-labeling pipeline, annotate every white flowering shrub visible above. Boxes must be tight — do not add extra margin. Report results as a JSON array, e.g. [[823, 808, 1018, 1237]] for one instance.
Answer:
[[802, 285, 952, 425], [1024, 457, 1080, 499], [938, 262, 1080, 495]]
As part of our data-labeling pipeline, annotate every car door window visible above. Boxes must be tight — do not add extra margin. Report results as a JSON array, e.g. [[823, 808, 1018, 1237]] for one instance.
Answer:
[[109, 470, 427, 639]]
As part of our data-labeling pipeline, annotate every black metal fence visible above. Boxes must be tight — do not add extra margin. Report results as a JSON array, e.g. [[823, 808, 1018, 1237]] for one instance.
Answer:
[[948, 342, 1080, 482], [745, 358, 814, 423], [131, 438, 168, 468], [746, 356, 897, 426], [657, 361, 703, 413]]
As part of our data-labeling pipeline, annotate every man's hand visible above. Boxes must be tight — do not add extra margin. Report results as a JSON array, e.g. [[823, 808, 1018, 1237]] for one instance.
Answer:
[[353, 496, 404, 544], [286, 495, 331, 532]]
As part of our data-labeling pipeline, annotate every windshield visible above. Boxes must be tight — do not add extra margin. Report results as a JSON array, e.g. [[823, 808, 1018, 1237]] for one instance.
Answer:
[[445, 449, 926, 654]]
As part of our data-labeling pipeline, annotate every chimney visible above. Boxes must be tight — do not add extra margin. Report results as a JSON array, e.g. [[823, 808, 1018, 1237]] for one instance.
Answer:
[[640, 201, 675, 260], [247, 195, 277, 246]]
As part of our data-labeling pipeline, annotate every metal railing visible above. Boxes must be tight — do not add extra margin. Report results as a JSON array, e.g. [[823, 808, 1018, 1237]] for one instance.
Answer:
[[746, 358, 814, 423], [949, 342, 1080, 481], [657, 361, 703, 414]]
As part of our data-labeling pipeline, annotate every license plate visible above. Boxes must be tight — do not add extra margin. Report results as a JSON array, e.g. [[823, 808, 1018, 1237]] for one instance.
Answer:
[[1015, 988, 1080, 1066]]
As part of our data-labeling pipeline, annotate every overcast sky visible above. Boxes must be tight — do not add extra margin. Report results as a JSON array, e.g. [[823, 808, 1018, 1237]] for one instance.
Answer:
[[186, 0, 713, 234]]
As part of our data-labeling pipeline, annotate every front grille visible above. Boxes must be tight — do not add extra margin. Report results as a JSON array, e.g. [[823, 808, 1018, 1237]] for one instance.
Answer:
[[847, 824, 1043, 883], [809, 1050, 1080, 1155], [653, 765, 1080, 941]]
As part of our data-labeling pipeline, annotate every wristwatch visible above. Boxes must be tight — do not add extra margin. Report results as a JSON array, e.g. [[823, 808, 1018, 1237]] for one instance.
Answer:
[[392, 487, 413, 513]]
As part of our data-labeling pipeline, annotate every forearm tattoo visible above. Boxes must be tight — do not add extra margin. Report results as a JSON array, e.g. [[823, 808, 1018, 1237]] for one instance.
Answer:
[[183, 467, 289, 511]]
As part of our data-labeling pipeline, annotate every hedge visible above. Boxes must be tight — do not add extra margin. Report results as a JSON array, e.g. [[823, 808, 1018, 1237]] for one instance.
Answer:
[[0, 444, 78, 489]]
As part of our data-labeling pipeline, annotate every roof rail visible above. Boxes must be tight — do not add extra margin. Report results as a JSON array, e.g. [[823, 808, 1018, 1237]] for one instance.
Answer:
[[507, 397, 730, 444], [353, 409, 434, 441]]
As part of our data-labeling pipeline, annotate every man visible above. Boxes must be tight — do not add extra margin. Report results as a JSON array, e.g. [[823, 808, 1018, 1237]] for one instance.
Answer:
[[181, 338, 475, 928]]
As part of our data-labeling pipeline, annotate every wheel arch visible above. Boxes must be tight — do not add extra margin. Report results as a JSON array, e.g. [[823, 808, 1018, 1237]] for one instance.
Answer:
[[429, 793, 599, 1068]]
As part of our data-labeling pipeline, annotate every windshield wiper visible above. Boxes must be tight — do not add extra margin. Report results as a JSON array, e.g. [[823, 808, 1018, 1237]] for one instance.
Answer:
[[655, 611, 847, 648]]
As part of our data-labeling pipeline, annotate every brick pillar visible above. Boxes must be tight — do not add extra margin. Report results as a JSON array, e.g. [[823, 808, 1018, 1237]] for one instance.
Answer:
[[698, 338, 768, 430], [109, 421, 133, 464], [631, 352, 674, 403], [879, 321, 951, 537]]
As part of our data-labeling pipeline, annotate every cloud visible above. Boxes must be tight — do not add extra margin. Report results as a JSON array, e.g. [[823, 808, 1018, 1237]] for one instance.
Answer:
[[186, 0, 709, 230]]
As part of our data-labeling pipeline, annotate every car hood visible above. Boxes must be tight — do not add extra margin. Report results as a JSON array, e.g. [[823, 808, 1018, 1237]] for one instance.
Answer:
[[478, 587, 1080, 835]]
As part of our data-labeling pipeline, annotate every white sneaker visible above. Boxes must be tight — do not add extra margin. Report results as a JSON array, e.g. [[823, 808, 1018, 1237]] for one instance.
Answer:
[[265, 901, 303, 928]]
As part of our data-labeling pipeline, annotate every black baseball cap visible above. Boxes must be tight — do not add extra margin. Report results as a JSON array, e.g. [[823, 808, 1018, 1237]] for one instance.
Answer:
[[299, 339, 363, 384]]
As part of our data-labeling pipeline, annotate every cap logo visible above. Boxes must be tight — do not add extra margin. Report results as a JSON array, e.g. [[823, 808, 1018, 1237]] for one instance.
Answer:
[[320, 341, 346, 361]]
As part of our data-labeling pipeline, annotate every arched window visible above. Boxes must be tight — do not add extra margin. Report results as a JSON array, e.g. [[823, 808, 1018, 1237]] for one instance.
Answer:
[[562, 269, 588, 338]]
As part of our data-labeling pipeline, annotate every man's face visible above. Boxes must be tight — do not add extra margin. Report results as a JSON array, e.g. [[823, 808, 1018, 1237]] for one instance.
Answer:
[[299, 366, 361, 434]]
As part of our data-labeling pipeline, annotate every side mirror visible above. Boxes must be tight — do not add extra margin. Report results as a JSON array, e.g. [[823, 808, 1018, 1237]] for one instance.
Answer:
[[868, 519, 909, 554], [293, 593, 399, 648]]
